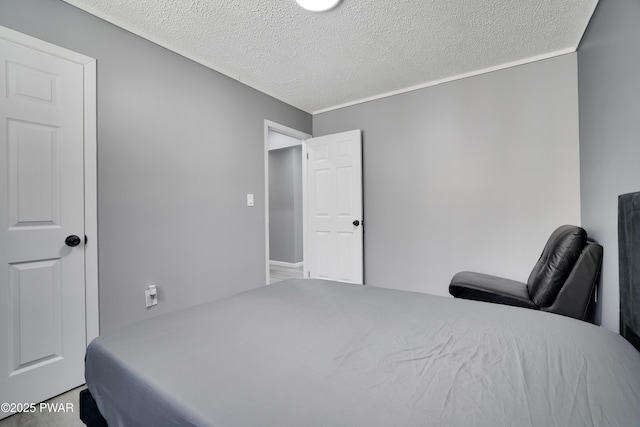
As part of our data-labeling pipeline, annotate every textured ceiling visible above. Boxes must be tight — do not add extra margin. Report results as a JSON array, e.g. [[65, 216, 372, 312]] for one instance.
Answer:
[[62, 0, 598, 114]]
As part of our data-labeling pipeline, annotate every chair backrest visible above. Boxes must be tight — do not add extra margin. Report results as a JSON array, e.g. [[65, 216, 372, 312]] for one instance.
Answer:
[[527, 225, 588, 308]]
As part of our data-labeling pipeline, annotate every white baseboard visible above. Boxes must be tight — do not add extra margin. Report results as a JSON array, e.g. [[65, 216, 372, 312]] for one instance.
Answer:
[[269, 260, 304, 268]]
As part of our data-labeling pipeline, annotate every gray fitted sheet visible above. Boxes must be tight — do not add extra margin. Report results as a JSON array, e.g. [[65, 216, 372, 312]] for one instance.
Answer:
[[85, 279, 640, 426]]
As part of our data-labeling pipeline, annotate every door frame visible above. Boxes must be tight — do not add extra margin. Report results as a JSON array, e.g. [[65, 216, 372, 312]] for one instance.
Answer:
[[0, 26, 99, 344], [263, 120, 311, 283]]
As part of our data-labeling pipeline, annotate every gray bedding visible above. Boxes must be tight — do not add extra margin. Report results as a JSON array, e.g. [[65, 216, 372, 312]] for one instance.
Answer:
[[85, 279, 640, 426]]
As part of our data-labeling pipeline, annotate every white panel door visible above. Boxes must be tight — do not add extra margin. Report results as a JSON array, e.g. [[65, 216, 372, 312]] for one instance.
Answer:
[[0, 36, 86, 416], [306, 130, 363, 284]]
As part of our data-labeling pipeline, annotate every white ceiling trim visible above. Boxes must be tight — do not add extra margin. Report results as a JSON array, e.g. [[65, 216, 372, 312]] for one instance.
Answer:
[[313, 48, 577, 115]]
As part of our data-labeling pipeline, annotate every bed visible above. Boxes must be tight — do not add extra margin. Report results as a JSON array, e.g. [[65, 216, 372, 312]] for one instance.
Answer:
[[81, 278, 640, 426]]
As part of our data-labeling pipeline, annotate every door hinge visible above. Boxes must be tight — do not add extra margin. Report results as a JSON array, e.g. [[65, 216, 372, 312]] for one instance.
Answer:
[[306, 153, 309, 160]]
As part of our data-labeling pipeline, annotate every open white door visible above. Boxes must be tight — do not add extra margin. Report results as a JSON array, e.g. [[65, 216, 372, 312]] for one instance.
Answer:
[[306, 130, 363, 284], [0, 28, 96, 418]]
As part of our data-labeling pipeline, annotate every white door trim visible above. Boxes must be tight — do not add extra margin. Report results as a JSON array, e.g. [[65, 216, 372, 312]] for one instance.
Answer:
[[263, 120, 311, 283], [0, 26, 99, 344]]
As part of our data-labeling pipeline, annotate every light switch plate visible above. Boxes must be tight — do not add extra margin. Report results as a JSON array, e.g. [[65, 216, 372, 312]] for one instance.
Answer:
[[247, 193, 254, 207], [145, 284, 157, 308]]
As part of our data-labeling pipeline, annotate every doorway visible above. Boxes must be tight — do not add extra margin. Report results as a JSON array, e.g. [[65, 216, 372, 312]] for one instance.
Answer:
[[264, 121, 310, 284]]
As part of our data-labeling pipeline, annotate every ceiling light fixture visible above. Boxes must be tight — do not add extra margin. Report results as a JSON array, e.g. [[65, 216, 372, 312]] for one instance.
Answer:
[[296, 0, 341, 12]]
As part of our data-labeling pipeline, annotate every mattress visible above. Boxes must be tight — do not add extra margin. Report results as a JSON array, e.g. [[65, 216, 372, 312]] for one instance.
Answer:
[[85, 279, 640, 426]]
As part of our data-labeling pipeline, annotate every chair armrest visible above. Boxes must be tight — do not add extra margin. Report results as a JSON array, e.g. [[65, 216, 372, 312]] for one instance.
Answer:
[[541, 242, 603, 320], [449, 271, 538, 309]]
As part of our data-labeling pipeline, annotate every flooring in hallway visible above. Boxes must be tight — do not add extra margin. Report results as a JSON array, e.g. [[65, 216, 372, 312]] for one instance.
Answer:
[[270, 263, 303, 283]]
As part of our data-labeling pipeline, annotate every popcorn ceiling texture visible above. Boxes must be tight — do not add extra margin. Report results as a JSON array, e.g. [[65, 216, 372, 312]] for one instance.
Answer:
[[62, 0, 597, 113]]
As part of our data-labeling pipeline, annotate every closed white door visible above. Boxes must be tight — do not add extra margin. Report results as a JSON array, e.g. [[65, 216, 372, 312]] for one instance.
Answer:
[[306, 130, 363, 284], [0, 35, 87, 416]]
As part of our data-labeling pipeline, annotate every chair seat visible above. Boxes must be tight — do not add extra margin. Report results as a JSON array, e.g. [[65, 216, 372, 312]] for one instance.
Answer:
[[449, 271, 538, 310]]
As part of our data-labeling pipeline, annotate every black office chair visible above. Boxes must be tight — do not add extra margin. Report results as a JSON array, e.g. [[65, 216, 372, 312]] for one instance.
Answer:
[[449, 225, 603, 321]]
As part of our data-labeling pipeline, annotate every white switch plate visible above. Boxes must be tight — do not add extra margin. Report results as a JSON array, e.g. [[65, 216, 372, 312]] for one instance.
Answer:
[[145, 284, 158, 308], [247, 193, 254, 207]]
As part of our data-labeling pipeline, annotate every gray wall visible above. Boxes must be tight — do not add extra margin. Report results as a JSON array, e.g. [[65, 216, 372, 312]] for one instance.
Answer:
[[0, 0, 311, 333], [269, 146, 303, 264], [314, 54, 582, 296], [577, 0, 640, 332], [293, 146, 303, 263]]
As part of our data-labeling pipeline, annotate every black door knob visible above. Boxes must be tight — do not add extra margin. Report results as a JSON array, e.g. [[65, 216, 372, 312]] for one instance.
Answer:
[[65, 235, 81, 247], [353, 220, 360, 227]]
